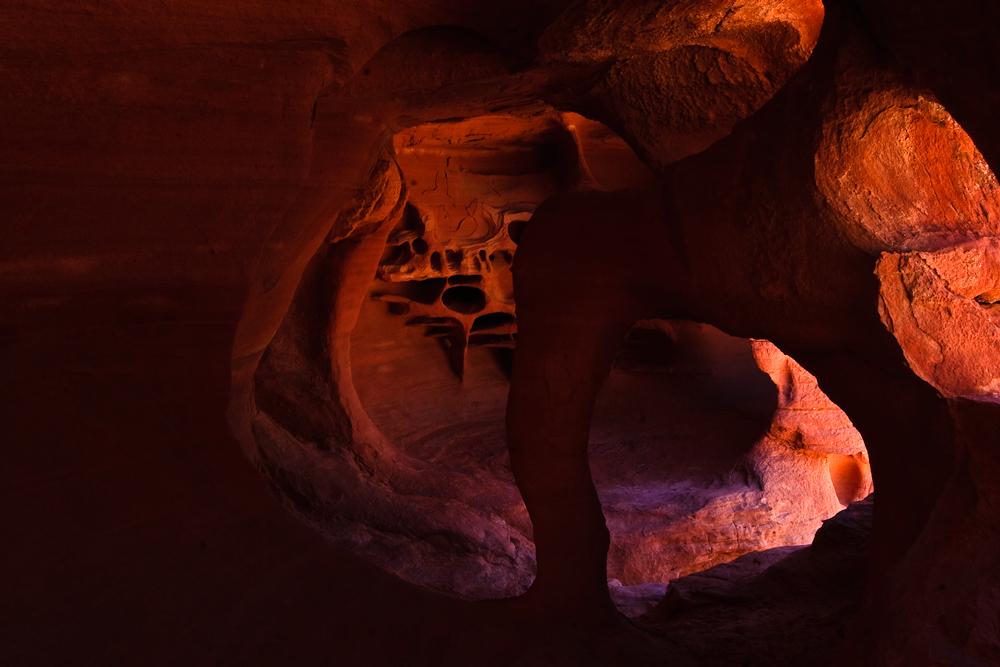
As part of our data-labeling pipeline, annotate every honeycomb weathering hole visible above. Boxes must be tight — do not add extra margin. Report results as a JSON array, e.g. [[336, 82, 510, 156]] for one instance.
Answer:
[[442, 285, 487, 314], [828, 453, 866, 507], [471, 312, 515, 332]]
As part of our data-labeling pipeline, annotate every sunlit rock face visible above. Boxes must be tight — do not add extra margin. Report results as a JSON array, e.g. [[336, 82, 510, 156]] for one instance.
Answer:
[[600, 330, 871, 594], [876, 239, 1000, 398], [537, 0, 825, 166], [750, 340, 873, 508]]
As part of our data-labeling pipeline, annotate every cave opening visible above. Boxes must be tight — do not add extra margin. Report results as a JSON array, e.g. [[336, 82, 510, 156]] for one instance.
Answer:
[[249, 107, 873, 616]]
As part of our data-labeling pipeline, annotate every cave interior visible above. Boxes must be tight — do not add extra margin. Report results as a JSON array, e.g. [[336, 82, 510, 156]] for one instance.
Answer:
[[4, 1, 1000, 666]]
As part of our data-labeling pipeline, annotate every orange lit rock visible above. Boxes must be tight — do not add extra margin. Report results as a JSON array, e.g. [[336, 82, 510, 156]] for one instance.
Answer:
[[251, 155, 536, 599], [259, 108, 868, 596], [538, 0, 825, 165], [750, 340, 872, 505], [815, 67, 1000, 254], [600, 338, 872, 589], [369, 112, 657, 379], [876, 239, 1000, 398]]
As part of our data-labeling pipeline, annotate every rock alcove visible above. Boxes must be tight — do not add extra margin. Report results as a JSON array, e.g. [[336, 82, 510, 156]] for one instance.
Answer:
[[249, 108, 873, 610]]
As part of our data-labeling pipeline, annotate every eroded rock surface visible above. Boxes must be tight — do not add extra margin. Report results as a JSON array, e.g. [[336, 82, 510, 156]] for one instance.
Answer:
[[251, 154, 535, 598], [370, 112, 657, 379], [877, 239, 1000, 397], [640, 497, 873, 667], [601, 333, 871, 586], [750, 340, 873, 506]]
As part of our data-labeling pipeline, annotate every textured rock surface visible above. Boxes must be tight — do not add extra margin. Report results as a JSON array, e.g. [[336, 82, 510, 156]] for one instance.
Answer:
[[750, 340, 873, 506], [538, 0, 824, 166], [371, 111, 657, 378], [641, 497, 873, 666], [599, 331, 871, 587], [308, 109, 869, 593], [876, 240, 1000, 397], [250, 154, 535, 599], [373, 115, 557, 378]]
